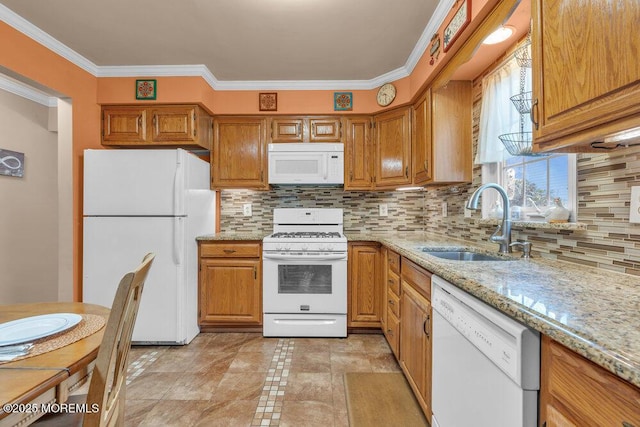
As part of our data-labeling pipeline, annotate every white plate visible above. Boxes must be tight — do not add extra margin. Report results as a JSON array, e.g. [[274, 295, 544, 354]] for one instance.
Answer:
[[0, 313, 82, 346]]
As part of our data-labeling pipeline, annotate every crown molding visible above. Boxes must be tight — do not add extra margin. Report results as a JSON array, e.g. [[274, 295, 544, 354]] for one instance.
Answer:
[[1, 1, 452, 92], [0, 4, 98, 76], [0, 74, 57, 106], [405, 0, 456, 74]]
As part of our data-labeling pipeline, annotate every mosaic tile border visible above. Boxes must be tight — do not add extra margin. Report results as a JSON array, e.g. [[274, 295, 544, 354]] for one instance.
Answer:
[[252, 338, 295, 426], [126, 350, 161, 385]]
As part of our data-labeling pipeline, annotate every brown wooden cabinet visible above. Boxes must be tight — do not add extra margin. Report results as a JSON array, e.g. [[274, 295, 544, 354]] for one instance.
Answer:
[[347, 242, 382, 328], [211, 117, 268, 190], [269, 116, 342, 143], [382, 249, 401, 358], [412, 82, 472, 185], [399, 258, 432, 419], [374, 107, 412, 189], [198, 241, 262, 327], [102, 105, 212, 149], [344, 116, 374, 190], [532, 0, 640, 151], [540, 335, 640, 426]]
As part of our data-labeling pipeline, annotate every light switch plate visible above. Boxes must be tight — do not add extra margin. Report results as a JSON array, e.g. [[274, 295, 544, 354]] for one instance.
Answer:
[[379, 204, 388, 217], [630, 187, 640, 223], [442, 202, 448, 217], [243, 203, 252, 217]]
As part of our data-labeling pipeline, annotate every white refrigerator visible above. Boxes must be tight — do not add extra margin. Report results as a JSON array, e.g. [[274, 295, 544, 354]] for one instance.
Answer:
[[83, 148, 215, 344]]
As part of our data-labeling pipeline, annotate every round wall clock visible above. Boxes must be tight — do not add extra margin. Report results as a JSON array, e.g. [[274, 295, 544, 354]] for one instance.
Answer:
[[376, 83, 397, 107]]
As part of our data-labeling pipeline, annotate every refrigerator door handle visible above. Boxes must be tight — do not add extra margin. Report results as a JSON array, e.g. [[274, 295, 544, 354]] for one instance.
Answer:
[[173, 217, 184, 265], [173, 152, 184, 215]]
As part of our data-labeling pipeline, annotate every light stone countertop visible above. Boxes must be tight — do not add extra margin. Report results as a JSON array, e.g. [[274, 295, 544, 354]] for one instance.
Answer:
[[346, 232, 640, 389], [198, 230, 640, 388]]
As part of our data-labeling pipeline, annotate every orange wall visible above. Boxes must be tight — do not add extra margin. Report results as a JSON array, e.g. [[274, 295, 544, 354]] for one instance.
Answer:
[[1, 21, 100, 301], [0, 0, 498, 301]]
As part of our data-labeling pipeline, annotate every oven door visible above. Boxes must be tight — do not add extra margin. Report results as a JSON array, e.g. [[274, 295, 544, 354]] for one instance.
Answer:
[[262, 252, 347, 314]]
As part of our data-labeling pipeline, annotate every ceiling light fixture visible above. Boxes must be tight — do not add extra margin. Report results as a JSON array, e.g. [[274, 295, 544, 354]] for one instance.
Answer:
[[483, 26, 514, 45]]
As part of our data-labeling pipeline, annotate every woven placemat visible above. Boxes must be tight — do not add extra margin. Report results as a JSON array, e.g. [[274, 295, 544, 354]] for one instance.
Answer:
[[0, 314, 107, 364]]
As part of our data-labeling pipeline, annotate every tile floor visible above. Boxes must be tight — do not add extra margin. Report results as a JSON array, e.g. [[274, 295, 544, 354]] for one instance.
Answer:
[[124, 333, 400, 427]]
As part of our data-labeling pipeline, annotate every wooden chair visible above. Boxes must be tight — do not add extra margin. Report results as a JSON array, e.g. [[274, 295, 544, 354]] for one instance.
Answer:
[[36, 253, 155, 427]]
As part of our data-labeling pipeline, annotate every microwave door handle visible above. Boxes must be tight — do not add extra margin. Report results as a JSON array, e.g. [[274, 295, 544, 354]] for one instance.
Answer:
[[323, 153, 328, 181]]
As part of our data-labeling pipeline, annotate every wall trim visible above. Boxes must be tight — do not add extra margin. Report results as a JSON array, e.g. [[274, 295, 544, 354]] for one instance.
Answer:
[[0, 74, 57, 106]]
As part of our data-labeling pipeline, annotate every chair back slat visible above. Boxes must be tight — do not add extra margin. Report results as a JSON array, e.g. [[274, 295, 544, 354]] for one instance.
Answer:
[[83, 253, 154, 427]]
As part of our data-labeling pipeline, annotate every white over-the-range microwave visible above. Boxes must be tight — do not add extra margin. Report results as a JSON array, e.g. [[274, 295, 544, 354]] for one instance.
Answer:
[[268, 143, 344, 185]]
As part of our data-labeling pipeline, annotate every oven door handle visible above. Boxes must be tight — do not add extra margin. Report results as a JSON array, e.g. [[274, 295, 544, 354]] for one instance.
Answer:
[[263, 253, 347, 261]]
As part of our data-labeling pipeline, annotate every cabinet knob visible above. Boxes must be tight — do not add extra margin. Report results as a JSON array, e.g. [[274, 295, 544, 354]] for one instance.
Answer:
[[622, 422, 635, 427], [388, 299, 394, 305], [223, 249, 236, 254], [424, 161, 428, 173], [405, 166, 409, 178], [386, 328, 393, 336], [388, 279, 394, 284]]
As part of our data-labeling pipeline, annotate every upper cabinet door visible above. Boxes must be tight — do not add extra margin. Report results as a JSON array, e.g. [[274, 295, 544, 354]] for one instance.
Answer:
[[532, 0, 640, 151], [271, 117, 305, 143], [309, 117, 342, 142], [151, 106, 196, 143], [412, 91, 432, 185], [212, 117, 268, 190], [344, 116, 374, 190], [374, 107, 412, 189], [102, 106, 147, 143]]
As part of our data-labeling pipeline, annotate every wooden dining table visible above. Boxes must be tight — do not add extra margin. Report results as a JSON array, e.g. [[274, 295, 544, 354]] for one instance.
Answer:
[[0, 302, 109, 427]]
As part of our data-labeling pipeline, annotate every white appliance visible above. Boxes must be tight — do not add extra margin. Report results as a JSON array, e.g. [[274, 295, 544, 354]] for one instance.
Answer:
[[83, 148, 215, 345], [262, 208, 347, 337], [268, 143, 344, 185], [431, 275, 540, 427]]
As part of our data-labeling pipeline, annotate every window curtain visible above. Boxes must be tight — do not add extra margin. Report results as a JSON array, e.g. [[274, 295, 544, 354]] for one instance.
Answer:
[[475, 57, 531, 164]]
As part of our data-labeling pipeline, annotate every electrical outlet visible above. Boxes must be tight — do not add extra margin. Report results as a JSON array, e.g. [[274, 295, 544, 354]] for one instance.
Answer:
[[379, 204, 388, 217], [442, 202, 448, 217], [630, 187, 640, 223], [464, 207, 472, 218], [243, 203, 252, 217]]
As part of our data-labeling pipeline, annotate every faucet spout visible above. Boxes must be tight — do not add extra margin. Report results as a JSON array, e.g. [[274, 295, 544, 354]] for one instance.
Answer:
[[466, 183, 512, 254]]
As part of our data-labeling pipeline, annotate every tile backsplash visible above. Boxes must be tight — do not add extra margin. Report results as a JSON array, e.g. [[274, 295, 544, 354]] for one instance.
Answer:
[[220, 187, 426, 234]]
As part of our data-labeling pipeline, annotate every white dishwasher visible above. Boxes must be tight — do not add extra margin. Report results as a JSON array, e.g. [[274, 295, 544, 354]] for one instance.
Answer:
[[431, 275, 540, 427]]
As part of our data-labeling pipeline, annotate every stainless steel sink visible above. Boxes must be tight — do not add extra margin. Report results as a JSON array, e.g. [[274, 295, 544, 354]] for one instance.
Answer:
[[419, 249, 512, 261]]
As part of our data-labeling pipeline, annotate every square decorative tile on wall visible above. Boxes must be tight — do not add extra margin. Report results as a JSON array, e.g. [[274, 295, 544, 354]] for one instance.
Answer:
[[135, 79, 156, 100], [334, 92, 353, 111]]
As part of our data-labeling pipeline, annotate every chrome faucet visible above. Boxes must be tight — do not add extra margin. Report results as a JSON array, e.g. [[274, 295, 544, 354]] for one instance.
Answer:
[[466, 183, 512, 254]]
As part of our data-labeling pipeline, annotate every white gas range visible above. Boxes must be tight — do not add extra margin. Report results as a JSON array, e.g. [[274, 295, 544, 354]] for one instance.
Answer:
[[262, 208, 348, 337]]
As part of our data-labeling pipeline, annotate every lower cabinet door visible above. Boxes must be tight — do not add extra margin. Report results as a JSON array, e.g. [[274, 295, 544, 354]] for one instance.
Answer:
[[400, 281, 432, 417], [199, 258, 261, 325]]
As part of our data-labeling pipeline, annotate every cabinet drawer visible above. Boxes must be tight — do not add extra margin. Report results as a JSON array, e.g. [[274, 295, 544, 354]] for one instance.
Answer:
[[200, 242, 261, 258], [387, 290, 400, 319], [387, 270, 400, 297], [385, 310, 400, 358], [388, 250, 400, 274], [402, 258, 431, 300]]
